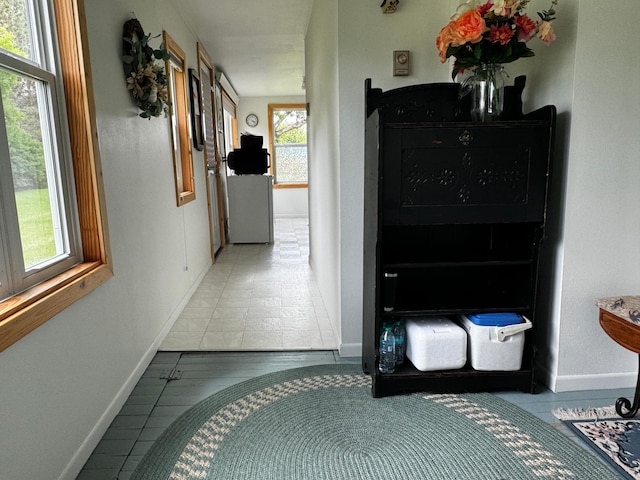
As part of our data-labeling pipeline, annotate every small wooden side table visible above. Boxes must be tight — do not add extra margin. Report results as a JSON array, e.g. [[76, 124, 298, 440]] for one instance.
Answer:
[[597, 296, 640, 418]]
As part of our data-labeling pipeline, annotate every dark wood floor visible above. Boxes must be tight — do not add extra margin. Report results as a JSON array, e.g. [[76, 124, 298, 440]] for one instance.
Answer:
[[75, 351, 628, 479]]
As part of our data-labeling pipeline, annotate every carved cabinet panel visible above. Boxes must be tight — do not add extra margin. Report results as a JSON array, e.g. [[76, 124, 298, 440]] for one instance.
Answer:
[[382, 123, 552, 225]]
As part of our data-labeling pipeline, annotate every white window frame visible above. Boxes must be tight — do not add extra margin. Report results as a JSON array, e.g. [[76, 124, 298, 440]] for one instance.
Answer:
[[267, 103, 308, 188]]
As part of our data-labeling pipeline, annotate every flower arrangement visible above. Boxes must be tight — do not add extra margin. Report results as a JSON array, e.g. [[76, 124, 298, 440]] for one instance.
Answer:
[[436, 0, 558, 79], [122, 18, 170, 119]]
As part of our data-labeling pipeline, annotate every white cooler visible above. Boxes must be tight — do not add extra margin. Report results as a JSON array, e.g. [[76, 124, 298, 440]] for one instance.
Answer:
[[459, 313, 532, 371], [405, 316, 467, 372]]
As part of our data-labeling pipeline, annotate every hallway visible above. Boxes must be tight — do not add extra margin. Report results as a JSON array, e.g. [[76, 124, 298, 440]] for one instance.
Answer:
[[160, 217, 338, 351]]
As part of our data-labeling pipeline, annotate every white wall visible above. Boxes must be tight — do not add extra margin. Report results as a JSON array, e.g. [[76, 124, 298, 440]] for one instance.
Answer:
[[306, 0, 341, 344], [549, 0, 640, 390], [236, 95, 309, 218], [0, 2, 213, 479], [335, 1, 452, 354]]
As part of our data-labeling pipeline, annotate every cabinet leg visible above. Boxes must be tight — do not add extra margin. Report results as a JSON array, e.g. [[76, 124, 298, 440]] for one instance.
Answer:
[[615, 355, 640, 418]]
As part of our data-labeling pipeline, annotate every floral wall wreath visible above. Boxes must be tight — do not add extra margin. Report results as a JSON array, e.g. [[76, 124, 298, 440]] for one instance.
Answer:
[[122, 18, 171, 119]]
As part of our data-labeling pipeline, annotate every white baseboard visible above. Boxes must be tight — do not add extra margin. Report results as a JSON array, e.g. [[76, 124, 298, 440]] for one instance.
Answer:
[[339, 342, 362, 358], [274, 213, 308, 219], [58, 339, 159, 480], [549, 370, 637, 392], [59, 262, 211, 480]]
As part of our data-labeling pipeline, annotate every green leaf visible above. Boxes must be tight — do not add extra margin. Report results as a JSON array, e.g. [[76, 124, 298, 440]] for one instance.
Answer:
[[473, 43, 482, 60], [445, 45, 459, 59]]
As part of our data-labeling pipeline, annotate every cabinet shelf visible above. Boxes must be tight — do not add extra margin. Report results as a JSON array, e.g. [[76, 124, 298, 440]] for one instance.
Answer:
[[380, 223, 540, 265], [381, 264, 533, 313], [376, 361, 532, 379], [362, 79, 556, 398], [371, 366, 535, 396], [383, 260, 533, 269], [382, 306, 531, 318]]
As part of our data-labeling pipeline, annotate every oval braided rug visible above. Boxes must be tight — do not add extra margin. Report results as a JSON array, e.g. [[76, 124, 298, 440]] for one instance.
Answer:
[[131, 364, 617, 480]]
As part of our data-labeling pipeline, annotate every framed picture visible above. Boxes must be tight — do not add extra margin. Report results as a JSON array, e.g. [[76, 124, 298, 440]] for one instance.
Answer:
[[188, 68, 204, 151]]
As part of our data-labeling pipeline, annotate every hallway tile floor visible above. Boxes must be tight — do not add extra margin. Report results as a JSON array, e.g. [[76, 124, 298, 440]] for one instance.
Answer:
[[159, 217, 338, 352]]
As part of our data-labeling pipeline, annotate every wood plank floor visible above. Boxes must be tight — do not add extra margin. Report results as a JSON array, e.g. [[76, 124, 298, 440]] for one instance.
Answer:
[[75, 351, 630, 479]]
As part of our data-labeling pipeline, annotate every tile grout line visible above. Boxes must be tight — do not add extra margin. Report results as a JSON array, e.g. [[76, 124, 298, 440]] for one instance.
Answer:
[[114, 353, 182, 479]]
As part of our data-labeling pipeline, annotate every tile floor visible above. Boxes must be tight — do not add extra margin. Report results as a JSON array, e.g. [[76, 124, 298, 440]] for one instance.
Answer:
[[160, 217, 338, 352], [75, 350, 629, 480]]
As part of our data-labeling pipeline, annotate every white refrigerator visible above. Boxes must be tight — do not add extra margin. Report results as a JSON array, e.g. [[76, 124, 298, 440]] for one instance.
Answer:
[[226, 175, 274, 243]]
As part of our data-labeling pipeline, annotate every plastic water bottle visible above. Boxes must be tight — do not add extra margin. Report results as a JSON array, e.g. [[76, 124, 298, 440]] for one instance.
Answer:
[[379, 325, 396, 373], [393, 319, 405, 366]]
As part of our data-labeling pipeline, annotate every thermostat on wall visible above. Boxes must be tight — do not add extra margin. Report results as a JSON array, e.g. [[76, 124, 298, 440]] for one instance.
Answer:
[[393, 50, 410, 76]]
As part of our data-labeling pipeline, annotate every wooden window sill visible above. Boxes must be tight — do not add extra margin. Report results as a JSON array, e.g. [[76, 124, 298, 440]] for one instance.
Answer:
[[0, 261, 113, 352], [273, 183, 308, 189]]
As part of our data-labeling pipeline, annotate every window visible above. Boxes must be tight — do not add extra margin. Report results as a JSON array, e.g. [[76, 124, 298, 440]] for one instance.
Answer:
[[0, 0, 112, 351], [163, 31, 195, 206], [0, 0, 82, 300], [221, 89, 237, 176], [268, 104, 307, 188]]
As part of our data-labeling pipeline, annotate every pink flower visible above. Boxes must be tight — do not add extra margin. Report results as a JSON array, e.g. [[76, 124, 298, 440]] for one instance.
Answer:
[[488, 24, 514, 45], [477, 1, 492, 17], [537, 20, 556, 45], [515, 14, 537, 41]]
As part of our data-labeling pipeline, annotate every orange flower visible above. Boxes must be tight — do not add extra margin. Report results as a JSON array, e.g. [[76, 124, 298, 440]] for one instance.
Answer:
[[436, 22, 457, 62], [453, 10, 486, 45]]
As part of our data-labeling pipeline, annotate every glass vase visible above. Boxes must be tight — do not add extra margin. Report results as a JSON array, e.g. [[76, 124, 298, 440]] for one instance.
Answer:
[[462, 63, 507, 121]]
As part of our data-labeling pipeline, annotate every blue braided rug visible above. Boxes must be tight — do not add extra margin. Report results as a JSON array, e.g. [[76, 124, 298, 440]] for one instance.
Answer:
[[132, 364, 617, 479]]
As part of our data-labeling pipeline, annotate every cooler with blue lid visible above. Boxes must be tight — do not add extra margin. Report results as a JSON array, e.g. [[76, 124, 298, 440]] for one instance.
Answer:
[[459, 313, 532, 371]]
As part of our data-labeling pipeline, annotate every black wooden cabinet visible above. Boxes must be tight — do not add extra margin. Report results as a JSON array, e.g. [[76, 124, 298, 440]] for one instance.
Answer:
[[362, 79, 556, 398]]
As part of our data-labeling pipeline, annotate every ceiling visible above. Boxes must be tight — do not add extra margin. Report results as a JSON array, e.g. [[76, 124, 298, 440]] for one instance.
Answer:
[[173, 0, 315, 98]]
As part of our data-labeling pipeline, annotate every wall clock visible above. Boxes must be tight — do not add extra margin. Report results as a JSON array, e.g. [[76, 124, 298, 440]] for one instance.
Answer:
[[246, 113, 259, 127]]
